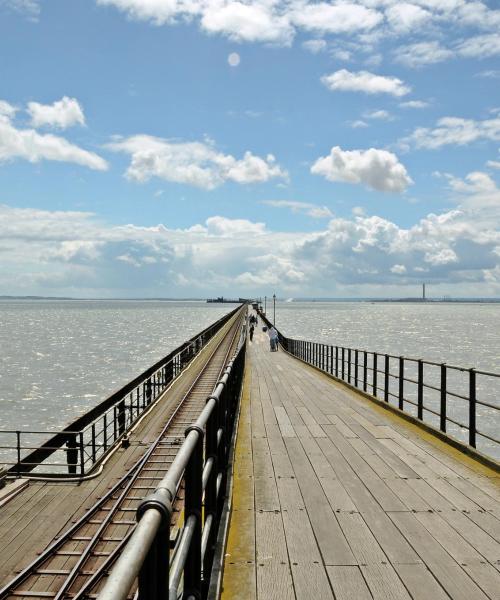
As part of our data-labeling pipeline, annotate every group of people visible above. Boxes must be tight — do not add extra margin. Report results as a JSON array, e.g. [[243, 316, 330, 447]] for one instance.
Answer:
[[247, 311, 279, 351]]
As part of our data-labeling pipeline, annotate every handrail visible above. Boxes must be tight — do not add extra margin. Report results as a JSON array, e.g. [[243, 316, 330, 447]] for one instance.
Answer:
[[97, 335, 246, 600], [0, 304, 243, 477], [257, 310, 500, 461]]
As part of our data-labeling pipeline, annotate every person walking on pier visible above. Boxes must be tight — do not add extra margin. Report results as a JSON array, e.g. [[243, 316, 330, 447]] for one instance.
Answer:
[[268, 325, 278, 351], [249, 323, 254, 342]]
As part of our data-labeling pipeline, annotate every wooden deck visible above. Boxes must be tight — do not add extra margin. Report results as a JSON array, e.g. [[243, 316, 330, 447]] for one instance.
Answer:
[[222, 324, 500, 600]]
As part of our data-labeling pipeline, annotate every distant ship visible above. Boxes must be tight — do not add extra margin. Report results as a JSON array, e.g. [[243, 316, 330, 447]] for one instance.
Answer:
[[285, 297, 294, 303], [206, 297, 248, 303]]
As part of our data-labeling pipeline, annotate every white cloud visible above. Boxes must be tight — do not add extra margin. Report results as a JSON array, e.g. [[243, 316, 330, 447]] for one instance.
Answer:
[[390, 264, 407, 274], [27, 96, 86, 129], [291, 3, 382, 34], [457, 33, 500, 59], [302, 39, 327, 54], [476, 70, 500, 79], [200, 2, 294, 44], [96, 0, 189, 25], [400, 100, 429, 109], [394, 41, 454, 68], [363, 109, 394, 121], [1, 0, 40, 20], [349, 120, 369, 129], [1, 172, 499, 296], [321, 69, 410, 97], [405, 116, 500, 149], [385, 3, 431, 33], [262, 199, 333, 218], [204, 215, 266, 237], [487, 160, 500, 169], [446, 171, 497, 194], [0, 100, 18, 118], [0, 110, 108, 171], [311, 146, 413, 193], [106, 134, 287, 189]]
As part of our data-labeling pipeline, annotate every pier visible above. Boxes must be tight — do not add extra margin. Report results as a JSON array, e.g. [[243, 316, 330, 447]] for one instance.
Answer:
[[0, 305, 499, 599]]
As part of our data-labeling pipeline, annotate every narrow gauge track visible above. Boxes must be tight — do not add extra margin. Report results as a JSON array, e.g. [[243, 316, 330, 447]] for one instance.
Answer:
[[0, 307, 246, 600]]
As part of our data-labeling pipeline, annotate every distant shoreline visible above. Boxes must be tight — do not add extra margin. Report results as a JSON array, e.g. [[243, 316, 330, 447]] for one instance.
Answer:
[[1, 296, 499, 304]]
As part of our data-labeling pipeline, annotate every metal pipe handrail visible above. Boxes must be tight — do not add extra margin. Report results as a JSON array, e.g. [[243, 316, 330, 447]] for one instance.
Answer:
[[97, 331, 246, 600]]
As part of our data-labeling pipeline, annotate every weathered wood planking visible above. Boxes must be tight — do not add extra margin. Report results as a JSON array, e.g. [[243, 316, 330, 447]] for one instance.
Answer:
[[221, 320, 500, 599]]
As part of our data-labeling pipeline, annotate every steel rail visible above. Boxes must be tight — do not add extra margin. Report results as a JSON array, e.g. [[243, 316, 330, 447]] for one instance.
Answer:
[[0, 307, 245, 600]]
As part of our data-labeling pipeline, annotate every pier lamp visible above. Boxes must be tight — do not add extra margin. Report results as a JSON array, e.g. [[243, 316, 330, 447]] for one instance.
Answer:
[[273, 293, 276, 326], [264, 296, 267, 314]]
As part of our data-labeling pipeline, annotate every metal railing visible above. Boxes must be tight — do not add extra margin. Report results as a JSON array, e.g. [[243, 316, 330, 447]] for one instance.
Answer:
[[97, 336, 246, 600], [0, 305, 242, 477], [258, 311, 500, 461]]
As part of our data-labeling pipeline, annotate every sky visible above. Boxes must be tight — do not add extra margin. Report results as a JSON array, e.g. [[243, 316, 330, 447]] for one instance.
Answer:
[[0, 0, 499, 298]]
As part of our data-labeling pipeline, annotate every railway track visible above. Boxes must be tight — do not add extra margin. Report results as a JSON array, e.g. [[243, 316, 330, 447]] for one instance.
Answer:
[[0, 307, 246, 600]]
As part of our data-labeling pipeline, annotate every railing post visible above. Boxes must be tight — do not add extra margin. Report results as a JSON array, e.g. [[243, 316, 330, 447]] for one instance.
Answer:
[[417, 360, 423, 420], [363, 351, 367, 392], [103, 414, 108, 451], [341, 347, 345, 380], [399, 357, 404, 410], [113, 406, 118, 441], [469, 368, 476, 448], [118, 399, 126, 436], [335, 346, 339, 377], [330, 346, 333, 375], [384, 354, 389, 402], [348, 348, 351, 384], [66, 433, 78, 475], [373, 353, 378, 397], [16, 431, 21, 477], [79, 431, 85, 477], [91, 423, 96, 463], [354, 350, 359, 387], [184, 428, 203, 599], [440, 364, 447, 432]]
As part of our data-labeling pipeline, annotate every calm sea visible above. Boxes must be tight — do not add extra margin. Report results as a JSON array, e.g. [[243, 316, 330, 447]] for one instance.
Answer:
[[0, 300, 498, 456]]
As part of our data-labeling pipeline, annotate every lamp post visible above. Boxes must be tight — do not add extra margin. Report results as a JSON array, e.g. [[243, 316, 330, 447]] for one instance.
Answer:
[[273, 293, 276, 326], [264, 296, 267, 315]]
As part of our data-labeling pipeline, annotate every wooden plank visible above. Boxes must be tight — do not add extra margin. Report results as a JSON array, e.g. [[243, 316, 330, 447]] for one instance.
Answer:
[[389, 511, 490, 600], [337, 512, 387, 564], [405, 479, 455, 512], [284, 438, 356, 566], [395, 564, 449, 600], [276, 477, 305, 510], [291, 563, 334, 599], [384, 479, 431, 512], [256, 512, 294, 600], [274, 407, 296, 438], [467, 510, 500, 544], [326, 566, 372, 600], [438, 510, 500, 563], [361, 563, 412, 599], [413, 511, 500, 598]]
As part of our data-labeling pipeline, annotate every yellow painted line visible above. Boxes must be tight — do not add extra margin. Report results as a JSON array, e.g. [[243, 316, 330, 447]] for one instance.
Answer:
[[221, 363, 256, 599]]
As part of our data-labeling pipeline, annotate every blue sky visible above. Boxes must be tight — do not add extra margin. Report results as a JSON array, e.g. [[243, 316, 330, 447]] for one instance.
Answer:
[[1, 0, 499, 297]]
